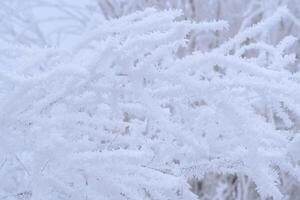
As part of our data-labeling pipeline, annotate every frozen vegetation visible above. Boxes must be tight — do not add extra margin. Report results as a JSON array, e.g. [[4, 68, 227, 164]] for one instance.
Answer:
[[0, 0, 300, 199]]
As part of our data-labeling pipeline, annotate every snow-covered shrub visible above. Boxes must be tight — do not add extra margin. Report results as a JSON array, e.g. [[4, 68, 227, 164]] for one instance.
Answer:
[[98, 0, 300, 62], [0, 2, 300, 200], [97, 1, 300, 198], [97, 0, 246, 53]]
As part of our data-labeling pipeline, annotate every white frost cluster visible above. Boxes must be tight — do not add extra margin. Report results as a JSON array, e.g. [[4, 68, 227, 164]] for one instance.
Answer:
[[0, 1, 300, 200]]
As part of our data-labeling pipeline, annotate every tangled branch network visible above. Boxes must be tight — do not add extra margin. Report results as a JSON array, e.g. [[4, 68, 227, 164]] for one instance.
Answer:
[[0, 1, 300, 200]]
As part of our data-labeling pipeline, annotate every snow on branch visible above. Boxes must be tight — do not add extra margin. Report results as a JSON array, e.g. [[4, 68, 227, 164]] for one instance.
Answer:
[[0, 4, 300, 200]]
